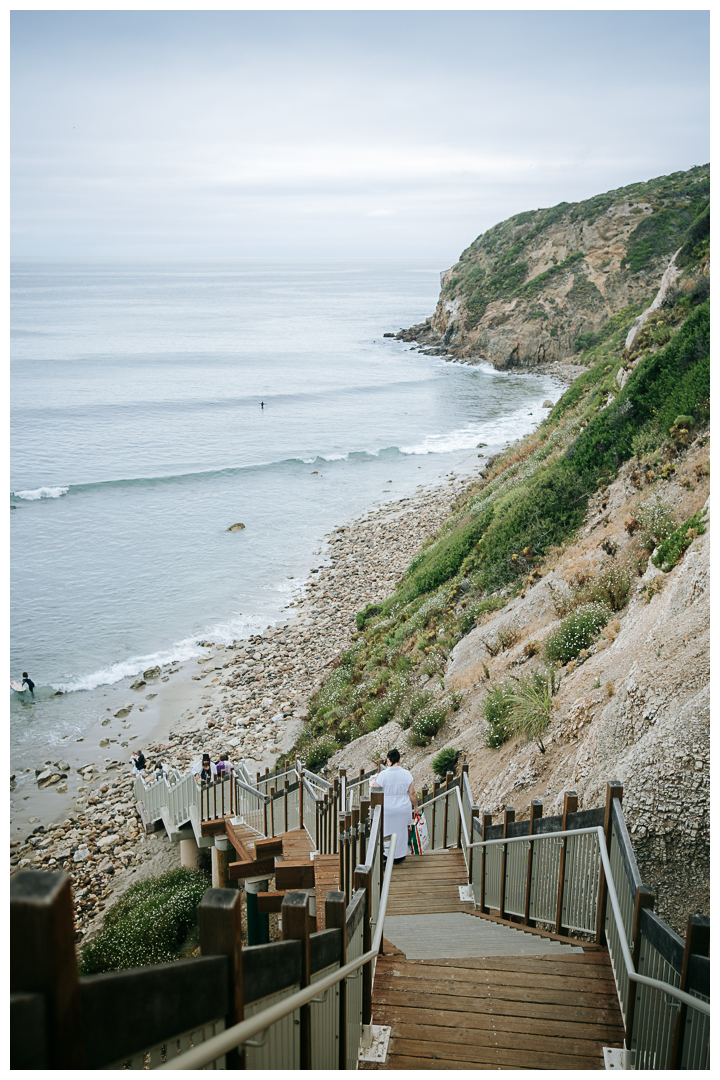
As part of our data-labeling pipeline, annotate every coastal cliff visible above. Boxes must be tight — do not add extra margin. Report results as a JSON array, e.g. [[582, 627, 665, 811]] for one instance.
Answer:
[[305, 174, 710, 931], [394, 164, 709, 370]]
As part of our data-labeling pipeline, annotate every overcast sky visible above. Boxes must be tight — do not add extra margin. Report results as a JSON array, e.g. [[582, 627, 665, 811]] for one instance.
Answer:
[[11, 10, 709, 260]]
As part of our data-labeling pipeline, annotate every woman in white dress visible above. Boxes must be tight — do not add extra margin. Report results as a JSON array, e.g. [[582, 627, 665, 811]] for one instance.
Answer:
[[369, 749, 418, 863]]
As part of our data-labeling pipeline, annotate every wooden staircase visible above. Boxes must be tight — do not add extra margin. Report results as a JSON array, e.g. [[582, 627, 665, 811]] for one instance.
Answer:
[[201, 814, 341, 929], [363, 850, 624, 1070]]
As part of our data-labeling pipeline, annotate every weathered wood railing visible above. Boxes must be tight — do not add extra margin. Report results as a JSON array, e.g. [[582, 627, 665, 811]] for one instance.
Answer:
[[416, 770, 710, 1070], [10, 816, 394, 1071], [154, 813, 393, 1069]]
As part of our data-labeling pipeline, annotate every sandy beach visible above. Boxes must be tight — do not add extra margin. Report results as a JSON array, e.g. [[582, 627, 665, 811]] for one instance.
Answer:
[[10, 447, 492, 937]]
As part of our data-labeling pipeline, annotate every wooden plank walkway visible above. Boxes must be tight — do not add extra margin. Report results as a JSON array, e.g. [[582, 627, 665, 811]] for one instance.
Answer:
[[314, 853, 341, 930], [279, 828, 315, 861], [362, 845, 623, 1069], [385, 850, 474, 916], [366, 946, 624, 1070]]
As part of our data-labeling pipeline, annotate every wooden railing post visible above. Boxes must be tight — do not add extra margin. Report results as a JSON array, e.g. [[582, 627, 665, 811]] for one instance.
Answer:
[[11, 871, 84, 1068], [480, 812, 492, 914], [337, 812, 345, 893], [499, 806, 515, 920], [350, 806, 360, 883], [284, 776, 289, 833], [443, 773, 452, 847], [339, 768, 346, 813], [555, 791, 578, 934], [623, 886, 655, 1051], [595, 780, 623, 943], [524, 800, 542, 926], [669, 913, 710, 1068], [333, 778, 340, 853], [370, 790, 384, 895], [469, 806, 479, 882], [281, 891, 312, 1069], [431, 781, 440, 849], [353, 866, 373, 1043], [325, 891, 347, 1070], [421, 785, 428, 807], [199, 888, 244, 1069], [359, 797, 371, 866], [269, 787, 276, 838]]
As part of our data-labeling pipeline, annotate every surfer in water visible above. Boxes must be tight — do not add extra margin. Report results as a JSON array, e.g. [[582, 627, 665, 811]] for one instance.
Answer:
[[21, 672, 35, 697]]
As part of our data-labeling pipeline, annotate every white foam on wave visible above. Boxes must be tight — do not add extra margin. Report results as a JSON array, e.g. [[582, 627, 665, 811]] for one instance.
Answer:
[[52, 611, 283, 694], [400, 427, 487, 455], [399, 397, 554, 457], [52, 639, 205, 693], [13, 486, 69, 500]]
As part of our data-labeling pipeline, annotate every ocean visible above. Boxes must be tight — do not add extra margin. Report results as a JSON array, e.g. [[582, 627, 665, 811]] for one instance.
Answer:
[[10, 257, 559, 766]]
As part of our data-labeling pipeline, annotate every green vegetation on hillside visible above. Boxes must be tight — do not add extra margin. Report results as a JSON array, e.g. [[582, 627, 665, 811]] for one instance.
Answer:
[[292, 273, 710, 769]]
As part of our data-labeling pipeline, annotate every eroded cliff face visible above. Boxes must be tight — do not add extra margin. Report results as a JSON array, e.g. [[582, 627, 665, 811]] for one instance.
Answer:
[[324, 439, 710, 934], [397, 165, 709, 370]]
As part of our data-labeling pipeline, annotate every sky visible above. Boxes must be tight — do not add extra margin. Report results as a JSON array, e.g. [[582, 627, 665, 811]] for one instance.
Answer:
[[11, 9, 710, 260]]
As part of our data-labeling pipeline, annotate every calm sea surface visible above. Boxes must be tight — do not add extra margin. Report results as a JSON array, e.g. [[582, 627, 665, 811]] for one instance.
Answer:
[[10, 258, 558, 762]]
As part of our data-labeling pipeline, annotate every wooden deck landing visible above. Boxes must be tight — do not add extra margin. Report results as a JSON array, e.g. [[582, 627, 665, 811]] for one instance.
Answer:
[[366, 946, 625, 1070], [366, 845, 624, 1070]]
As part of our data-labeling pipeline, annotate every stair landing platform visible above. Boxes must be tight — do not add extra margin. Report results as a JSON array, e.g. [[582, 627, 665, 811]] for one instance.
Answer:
[[365, 847, 624, 1069]]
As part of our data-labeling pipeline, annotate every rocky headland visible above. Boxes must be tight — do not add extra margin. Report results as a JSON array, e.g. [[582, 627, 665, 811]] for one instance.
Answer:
[[391, 165, 709, 373]]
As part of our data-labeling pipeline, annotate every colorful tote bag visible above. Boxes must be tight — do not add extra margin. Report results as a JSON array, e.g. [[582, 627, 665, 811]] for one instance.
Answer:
[[408, 812, 429, 855]]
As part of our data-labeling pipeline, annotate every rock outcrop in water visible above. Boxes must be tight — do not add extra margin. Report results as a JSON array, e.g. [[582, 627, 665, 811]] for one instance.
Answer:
[[394, 164, 709, 370]]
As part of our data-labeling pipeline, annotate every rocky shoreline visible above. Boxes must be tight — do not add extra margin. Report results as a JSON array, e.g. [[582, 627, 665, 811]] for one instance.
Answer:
[[9, 463, 483, 939], [391, 324, 589, 387]]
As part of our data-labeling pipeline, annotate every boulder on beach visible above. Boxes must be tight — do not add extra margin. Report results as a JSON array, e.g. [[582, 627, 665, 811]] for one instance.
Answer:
[[542, 399, 553, 408], [130, 678, 146, 690], [114, 706, 133, 718], [227, 522, 246, 532], [143, 666, 161, 679]]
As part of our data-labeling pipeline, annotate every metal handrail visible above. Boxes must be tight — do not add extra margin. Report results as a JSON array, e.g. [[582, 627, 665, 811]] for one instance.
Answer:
[[157, 831, 398, 1070], [420, 783, 471, 860], [255, 766, 300, 787], [300, 767, 331, 790], [467, 826, 710, 1017], [345, 764, 385, 789]]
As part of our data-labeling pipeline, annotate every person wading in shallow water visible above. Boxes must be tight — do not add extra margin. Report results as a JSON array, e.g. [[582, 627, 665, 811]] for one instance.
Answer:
[[21, 672, 35, 698], [369, 748, 418, 864]]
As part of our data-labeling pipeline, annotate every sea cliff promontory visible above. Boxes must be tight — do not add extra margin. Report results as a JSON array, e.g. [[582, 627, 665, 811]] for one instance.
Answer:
[[394, 164, 709, 371]]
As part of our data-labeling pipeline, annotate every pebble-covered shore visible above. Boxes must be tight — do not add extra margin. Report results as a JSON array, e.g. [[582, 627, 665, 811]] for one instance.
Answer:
[[10, 468, 479, 939]]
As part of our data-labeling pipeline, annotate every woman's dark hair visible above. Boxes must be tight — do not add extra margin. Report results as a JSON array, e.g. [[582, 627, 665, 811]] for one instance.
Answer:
[[387, 748, 401, 765]]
